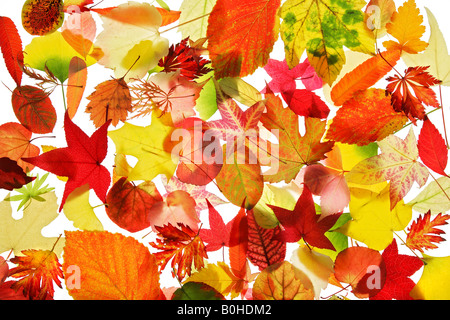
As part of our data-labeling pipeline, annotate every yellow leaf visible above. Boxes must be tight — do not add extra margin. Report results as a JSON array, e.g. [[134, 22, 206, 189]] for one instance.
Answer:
[[337, 184, 412, 250], [403, 7, 450, 86], [184, 262, 244, 299], [0, 192, 65, 256], [290, 245, 334, 299], [63, 230, 161, 300], [383, 0, 428, 54], [94, 2, 169, 82], [63, 184, 103, 231], [410, 254, 450, 300]]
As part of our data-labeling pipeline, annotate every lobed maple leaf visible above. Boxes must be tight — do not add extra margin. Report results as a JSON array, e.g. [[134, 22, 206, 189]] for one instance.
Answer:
[[199, 199, 233, 252], [150, 223, 208, 281], [268, 185, 341, 250], [9, 249, 63, 300], [370, 239, 423, 300], [386, 66, 441, 123], [22, 112, 111, 211], [406, 211, 450, 253], [158, 37, 212, 80]]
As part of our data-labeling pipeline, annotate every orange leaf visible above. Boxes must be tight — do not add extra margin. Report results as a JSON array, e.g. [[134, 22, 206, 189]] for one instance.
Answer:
[[406, 211, 450, 253], [252, 261, 314, 300], [330, 49, 401, 106], [63, 230, 161, 300], [85, 76, 132, 128], [9, 249, 63, 300], [326, 88, 408, 146], [155, 7, 181, 27], [383, 0, 428, 54], [67, 57, 87, 119], [0, 122, 40, 171], [229, 206, 248, 279], [207, 0, 281, 79], [61, 11, 96, 59], [150, 223, 207, 281]]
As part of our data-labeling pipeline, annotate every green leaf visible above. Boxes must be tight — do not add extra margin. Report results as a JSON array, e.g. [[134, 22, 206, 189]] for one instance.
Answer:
[[279, 0, 375, 85], [172, 282, 226, 300], [4, 173, 54, 210]]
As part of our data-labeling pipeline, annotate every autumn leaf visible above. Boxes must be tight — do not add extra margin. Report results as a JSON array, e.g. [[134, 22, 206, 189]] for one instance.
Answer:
[[178, 0, 216, 41], [0, 192, 64, 257], [22, 112, 112, 211], [150, 223, 208, 281], [0, 122, 39, 172], [418, 117, 449, 177], [172, 282, 225, 300], [403, 7, 450, 86], [326, 88, 408, 146], [408, 176, 450, 215], [330, 49, 401, 106], [345, 127, 429, 210], [228, 205, 248, 279], [0, 16, 24, 86], [11, 85, 57, 134], [9, 249, 63, 300], [260, 90, 334, 183], [93, 2, 169, 82], [282, 89, 330, 119], [279, 0, 375, 85], [386, 66, 441, 123], [106, 177, 163, 233], [108, 111, 177, 182], [85, 76, 132, 128], [383, 0, 428, 54], [0, 157, 34, 191], [334, 246, 386, 298], [410, 254, 450, 300], [406, 211, 450, 253], [206, 0, 281, 79], [21, 0, 64, 36], [252, 261, 314, 300], [268, 185, 341, 250], [63, 230, 161, 300], [338, 184, 412, 251], [61, 11, 96, 59], [199, 199, 233, 252], [364, 0, 396, 38], [247, 209, 286, 271], [66, 56, 87, 119]]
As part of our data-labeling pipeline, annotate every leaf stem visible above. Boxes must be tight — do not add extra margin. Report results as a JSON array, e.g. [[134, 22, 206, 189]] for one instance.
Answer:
[[438, 84, 450, 149], [61, 80, 67, 111], [428, 170, 450, 201], [160, 12, 211, 34]]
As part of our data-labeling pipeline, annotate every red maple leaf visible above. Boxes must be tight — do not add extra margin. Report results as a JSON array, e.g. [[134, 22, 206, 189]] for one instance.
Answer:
[[370, 239, 423, 300], [386, 66, 441, 123], [158, 37, 212, 80], [199, 199, 233, 252], [22, 112, 111, 211], [267, 185, 341, 250]]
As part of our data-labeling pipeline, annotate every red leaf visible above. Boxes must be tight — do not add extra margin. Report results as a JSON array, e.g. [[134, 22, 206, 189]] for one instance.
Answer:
[[0, 16, 23, 86], [282, 89, 330, 119], [406, 211, 450, 253], [370, 239, 423, 300], [247, 209, 286, 270], [106, 177, 163, 233], [0, 157, 35, 191], [12, 85, 57, 134], [418, 117, 449, 176], [229, 205, 248, 279], [199, 199, 233, 252], [268, 185, 340, 250], [22, 112, 111, 211], [386, 66, 441, 123]]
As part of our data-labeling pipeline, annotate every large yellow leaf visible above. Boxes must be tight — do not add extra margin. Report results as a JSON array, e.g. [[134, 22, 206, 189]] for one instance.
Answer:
[[0, 192, 64, 256], [338, 184, 412, 251], [403, 7, 450, 86], [410, 254, 450, 300], [383, 0, 428, 54], [108, 111, 176, 182], [63, 230, 161, 300], [94, 2, 169, 82]]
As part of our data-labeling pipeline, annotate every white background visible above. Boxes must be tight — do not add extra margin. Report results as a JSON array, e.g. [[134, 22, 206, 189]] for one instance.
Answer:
[[0, 0, 449, 300]]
